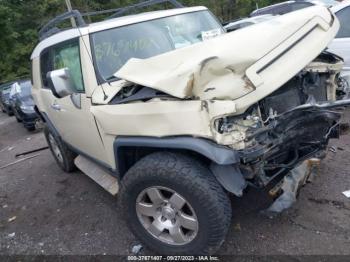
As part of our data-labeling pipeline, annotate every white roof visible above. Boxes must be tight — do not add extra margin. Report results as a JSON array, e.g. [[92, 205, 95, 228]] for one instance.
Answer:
[[31, 6, 207, 59], [250, 0, 336, 15], [331, 0, 350, 12]]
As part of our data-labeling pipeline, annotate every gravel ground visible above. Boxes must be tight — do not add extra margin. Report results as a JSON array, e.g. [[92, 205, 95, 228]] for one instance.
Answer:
[[0, 110, 350, 256]]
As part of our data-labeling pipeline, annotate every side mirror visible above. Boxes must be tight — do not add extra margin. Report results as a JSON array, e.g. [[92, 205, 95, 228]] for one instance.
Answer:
[[47, 68, 75, 98]]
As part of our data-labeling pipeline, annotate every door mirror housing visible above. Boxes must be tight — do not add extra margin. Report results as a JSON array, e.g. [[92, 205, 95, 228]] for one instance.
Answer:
[[47, 68, 75, 98]]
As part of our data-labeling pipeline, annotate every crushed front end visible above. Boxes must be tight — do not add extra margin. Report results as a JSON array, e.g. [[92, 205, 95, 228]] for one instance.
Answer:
[[215, 52, 350, 189], [93, 6, 348, 205]]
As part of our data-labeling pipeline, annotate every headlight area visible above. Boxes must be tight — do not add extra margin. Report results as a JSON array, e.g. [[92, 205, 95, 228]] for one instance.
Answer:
[[213, 105, 263, 150], [20, 105, 35, 113]]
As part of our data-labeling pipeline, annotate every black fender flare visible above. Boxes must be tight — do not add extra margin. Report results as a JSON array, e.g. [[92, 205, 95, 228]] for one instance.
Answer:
[[114, 136, 246, 196]]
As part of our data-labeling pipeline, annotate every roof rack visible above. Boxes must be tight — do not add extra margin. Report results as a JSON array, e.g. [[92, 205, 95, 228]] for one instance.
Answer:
[[39, 10, 86, 41], [39, 0, 184, 41]]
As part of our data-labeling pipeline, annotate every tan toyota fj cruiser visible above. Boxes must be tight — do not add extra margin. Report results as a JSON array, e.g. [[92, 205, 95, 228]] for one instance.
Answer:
[[31, 0, 350, 255]]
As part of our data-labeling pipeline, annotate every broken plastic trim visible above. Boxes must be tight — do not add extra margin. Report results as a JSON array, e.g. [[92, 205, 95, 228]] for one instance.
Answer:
[[279, 98, 350, 114], [246, 98, 350, 142]]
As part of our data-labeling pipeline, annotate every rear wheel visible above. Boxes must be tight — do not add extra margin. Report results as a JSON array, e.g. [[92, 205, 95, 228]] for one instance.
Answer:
[[26, 125, 35, 131], [44, 126, 76, 172], [120, 152, 232, 255], [15, 115, 22, 122], [6, 108, 13, 116]]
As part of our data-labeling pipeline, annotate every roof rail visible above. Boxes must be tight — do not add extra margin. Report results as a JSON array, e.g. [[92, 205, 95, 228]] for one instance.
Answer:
[[38, 0, 184, 41], [39, 10, 86, 41], [107, 0, 184, 19], [83, 0, 184, 19]]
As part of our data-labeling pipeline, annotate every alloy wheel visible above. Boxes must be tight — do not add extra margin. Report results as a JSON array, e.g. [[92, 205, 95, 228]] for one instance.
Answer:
[[48, 134, 64, 164], [136, 186, 199, 246]]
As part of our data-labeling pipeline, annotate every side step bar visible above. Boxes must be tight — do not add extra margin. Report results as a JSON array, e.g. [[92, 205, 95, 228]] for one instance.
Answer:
[[74, 155, 119, 195]]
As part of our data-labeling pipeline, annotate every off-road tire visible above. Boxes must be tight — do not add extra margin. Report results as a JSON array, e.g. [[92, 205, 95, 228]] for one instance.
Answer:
[[15, 115, 22, 122], [6, 108, 13, 116], [120, 152, 232, 255], [44, 126, 76, 172]]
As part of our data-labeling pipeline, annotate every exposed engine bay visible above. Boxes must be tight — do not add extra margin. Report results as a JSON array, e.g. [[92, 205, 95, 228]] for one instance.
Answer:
[[215, 51, 349, 187]]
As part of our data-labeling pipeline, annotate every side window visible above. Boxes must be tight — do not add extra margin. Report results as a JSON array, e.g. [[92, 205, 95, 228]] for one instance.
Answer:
[[336, 7, 350, 38], [52, 40, 85, 92], [40, 50, 51, 88]]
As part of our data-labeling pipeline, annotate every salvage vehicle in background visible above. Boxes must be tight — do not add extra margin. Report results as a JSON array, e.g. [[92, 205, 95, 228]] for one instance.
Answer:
[[250, 0, 350, 89], [8, 82, 21, 110], [10, 80, 38, 131], [250, 0, 338, 16], [0, 82, 15, 116], [328, 0, 350, 89], [31, 0, 350, 255], [0, 82, 10, 113], [224, 15, 274, 32]]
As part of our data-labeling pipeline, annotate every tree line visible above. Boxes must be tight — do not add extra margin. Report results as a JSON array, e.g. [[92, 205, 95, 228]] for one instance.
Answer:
[[0, 0, 282, 83]]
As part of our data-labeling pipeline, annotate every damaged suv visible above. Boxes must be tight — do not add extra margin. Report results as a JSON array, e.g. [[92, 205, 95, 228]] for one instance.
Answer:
[[31, 1, 350, 255]]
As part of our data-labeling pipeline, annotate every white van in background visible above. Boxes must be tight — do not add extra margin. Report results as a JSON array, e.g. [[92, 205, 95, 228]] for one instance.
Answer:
[[328, 1, 350, 86]]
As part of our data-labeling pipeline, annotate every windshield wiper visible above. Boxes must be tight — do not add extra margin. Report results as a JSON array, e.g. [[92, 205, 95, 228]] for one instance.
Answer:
[[106, 75, 120, 83]]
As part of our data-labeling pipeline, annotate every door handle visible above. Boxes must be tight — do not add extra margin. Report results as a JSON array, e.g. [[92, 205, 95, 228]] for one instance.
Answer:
[[51, 103, 61, 111]]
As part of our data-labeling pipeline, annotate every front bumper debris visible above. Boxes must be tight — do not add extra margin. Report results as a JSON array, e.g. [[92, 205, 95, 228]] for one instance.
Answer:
[[263, 159, 320, 214], [239, 98, 350, 188]]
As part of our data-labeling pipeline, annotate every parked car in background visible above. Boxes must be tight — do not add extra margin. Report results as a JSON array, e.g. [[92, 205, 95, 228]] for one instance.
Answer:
[[11, 80, 38, 131], [224, 15, 274, 32], [9, 81, 21, 108], [328, 0, 350, 88], [249, 0, 349, 88], [250, 0, 338, 17], [0, 82, 10, 112], [0, 81, 15, 115]]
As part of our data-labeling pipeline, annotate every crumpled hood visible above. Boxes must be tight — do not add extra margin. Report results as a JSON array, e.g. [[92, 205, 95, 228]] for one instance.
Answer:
[[115, 6, 339, 101]]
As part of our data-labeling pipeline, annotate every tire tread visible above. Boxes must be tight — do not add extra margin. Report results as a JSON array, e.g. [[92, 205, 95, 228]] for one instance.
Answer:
[[120, 152, 232, 255]]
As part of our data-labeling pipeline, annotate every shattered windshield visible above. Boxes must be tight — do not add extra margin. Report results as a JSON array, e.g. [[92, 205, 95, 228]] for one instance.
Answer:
[[91, 10, 223, 82]]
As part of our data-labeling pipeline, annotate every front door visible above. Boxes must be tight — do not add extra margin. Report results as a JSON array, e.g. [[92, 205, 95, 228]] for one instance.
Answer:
[[45, 38, 107, 165]]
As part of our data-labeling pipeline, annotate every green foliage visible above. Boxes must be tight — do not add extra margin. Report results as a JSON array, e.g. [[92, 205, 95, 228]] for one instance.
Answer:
[[0, 0, 282, 83]]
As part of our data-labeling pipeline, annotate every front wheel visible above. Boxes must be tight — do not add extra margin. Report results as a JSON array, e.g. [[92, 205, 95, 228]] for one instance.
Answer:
[[6, 108, 13, 116], [120, 152, 232, 255], [15, 114, 22, 122]]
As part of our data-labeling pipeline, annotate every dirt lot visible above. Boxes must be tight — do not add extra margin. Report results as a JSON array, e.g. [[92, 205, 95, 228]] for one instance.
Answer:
[[0, 110, 350, 256]]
